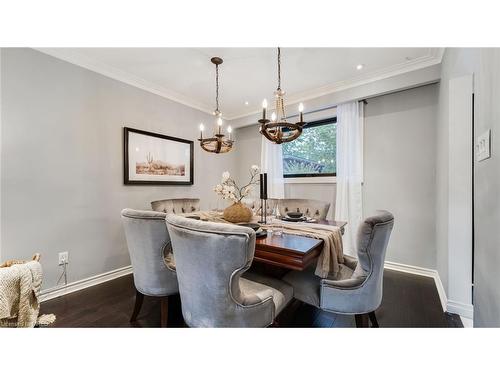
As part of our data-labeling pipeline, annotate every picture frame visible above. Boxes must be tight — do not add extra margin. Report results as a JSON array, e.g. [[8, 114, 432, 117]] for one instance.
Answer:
[[123, 127, 194, 185]]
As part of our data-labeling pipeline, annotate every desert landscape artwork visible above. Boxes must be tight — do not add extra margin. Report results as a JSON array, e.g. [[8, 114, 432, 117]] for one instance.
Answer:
[[136, 152, 186, 176], [124, 127, 193, 185]]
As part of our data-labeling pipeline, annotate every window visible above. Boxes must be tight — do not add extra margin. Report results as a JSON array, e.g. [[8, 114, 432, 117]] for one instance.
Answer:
[[282, 117, 337, 178]]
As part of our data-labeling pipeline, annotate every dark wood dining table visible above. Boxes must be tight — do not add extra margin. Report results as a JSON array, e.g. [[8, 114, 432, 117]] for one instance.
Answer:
[[254, 219, 347, 271]]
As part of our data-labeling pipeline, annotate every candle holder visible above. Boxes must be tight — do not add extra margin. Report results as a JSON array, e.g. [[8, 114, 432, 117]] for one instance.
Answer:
[[258, 198, 268, 224]]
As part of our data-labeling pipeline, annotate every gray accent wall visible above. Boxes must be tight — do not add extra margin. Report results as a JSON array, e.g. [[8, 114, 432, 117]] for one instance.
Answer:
[[363, 84, 438, 269], [437, 48, 500, 325], [0, 48, 235, 290], [473, 49, 500, 327]]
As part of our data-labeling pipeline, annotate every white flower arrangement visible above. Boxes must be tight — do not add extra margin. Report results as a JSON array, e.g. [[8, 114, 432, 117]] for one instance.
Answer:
[[214, 165, 260, 203]]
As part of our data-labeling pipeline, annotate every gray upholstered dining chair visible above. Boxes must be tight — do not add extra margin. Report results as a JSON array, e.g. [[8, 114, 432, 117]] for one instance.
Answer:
[[277, 199, 331, 220], [151, 198, 200, 214], [283, 210, 394, 327], [165, 214, 293, 327], [121, 209, 179, 327]]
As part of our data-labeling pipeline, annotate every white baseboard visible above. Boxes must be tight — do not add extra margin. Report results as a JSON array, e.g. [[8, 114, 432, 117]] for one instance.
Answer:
[[40, 265, 133, 302], [384, 261, 448, 314], [385, 261, 474, 322], [447, 299, 474, 320], [460, 317, 473, 328]]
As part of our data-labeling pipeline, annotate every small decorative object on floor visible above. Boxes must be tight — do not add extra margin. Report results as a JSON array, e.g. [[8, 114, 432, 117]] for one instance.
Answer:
[[0, 253, 56, 328], [214, 165, 260, 223]]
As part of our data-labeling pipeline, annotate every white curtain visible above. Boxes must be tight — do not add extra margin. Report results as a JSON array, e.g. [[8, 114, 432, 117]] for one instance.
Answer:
[[260, 137, 285, 199], [335, 101, 364, 257]]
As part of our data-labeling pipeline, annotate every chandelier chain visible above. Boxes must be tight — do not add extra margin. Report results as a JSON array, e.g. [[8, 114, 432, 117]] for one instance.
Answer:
[[215, 63, 219, 112], [277, 47, 281, 90]]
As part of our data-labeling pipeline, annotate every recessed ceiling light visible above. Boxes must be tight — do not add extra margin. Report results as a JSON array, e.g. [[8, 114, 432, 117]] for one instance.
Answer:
[[245, 101, 249, 105], [356, 64, 364, 70]]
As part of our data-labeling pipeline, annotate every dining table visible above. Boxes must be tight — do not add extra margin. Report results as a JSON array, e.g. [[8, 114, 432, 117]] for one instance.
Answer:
[[182, 211, 347, 273], [254, 219, 347, 271]]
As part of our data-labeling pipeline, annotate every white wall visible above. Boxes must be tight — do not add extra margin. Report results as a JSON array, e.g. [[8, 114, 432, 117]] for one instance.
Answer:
[[0, 48, 235, 290], [235, 84, 439, 269]]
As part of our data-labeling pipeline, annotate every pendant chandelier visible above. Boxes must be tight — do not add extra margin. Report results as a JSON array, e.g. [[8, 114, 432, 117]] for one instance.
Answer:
[[198, 57, 234, 154], [258, 47, 305, 144]]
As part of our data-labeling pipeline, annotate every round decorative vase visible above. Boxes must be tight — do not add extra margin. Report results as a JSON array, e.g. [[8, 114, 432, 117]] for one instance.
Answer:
[[223, 202, 253, 223]]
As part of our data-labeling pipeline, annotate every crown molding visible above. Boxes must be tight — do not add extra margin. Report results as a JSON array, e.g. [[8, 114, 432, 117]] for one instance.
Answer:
[[35, 47, 444, 121], [35, 48, 215, 116], [225, 48, 445, 120]]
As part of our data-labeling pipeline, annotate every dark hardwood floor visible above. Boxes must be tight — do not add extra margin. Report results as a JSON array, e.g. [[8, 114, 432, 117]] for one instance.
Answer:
[[40, 269, 462, 328]]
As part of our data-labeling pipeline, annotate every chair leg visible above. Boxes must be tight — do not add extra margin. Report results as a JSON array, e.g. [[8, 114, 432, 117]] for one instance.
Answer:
[[130, 290, 144, 322], [368, 311, 379, 328], [355, 313, 369, 328], [160, 296, 169, 328], [270, 318, 280, 328]]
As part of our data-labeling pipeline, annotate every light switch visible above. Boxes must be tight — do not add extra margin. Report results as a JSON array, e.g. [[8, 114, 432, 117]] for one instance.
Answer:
[[476, 129, 491, 162]]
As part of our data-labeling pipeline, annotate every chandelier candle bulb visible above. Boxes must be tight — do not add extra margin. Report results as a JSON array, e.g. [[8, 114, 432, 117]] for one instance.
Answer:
[[262, 99, 268, 119], [299, 103, 304, 123], [227, 126, 232, 140], [271, 112, 277, 122], [217, 117, 223, 135], [199, 123, 204, 139]]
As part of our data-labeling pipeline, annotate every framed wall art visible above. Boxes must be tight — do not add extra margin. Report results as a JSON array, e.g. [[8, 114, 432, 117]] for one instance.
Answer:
[[124, 127, 194, 185]]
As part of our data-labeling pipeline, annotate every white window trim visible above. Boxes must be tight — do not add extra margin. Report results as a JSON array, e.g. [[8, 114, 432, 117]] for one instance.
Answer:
[[284, 176, 337, 184]]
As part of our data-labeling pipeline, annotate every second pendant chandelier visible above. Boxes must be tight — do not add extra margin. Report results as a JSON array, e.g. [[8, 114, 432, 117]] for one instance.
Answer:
[[258, 47, 306, 144], [198, 57, 234, 154]]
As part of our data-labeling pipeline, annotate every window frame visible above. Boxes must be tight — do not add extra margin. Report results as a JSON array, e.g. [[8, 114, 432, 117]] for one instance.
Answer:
[[282, 116, 337, 179]]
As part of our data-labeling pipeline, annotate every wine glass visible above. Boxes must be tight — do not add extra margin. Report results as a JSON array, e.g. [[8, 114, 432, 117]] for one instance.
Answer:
[[272, 204, 283, 236]]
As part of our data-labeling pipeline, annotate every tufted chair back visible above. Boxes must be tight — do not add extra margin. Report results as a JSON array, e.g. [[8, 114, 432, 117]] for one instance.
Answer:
[[320, 210, 394, 314], [121, 209, 178, 297], [166, 214, 276, 327], [277, 199, 331, 220], [151, 198, 200, 214]]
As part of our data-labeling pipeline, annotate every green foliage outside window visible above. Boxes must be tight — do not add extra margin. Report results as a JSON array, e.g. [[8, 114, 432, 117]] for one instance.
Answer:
[[282, 119, 336, 176]]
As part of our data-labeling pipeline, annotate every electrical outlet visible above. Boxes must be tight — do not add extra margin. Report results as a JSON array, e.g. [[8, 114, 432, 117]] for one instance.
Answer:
[[58, 251, 69, 265]]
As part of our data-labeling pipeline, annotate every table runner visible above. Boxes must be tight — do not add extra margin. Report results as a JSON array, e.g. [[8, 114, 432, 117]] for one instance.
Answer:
[[180, 211, 344, 278], [262, 222, 344, 278]]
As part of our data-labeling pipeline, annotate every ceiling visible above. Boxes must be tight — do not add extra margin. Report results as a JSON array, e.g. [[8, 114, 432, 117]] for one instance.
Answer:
[[38, 47, 442, 120]]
